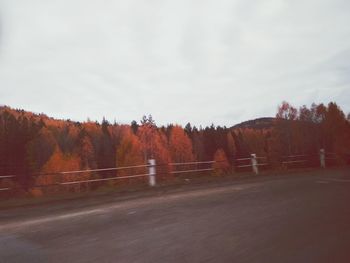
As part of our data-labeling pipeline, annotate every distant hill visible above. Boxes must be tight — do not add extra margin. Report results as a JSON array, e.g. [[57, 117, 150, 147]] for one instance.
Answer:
[[231, 117, 275, 130]]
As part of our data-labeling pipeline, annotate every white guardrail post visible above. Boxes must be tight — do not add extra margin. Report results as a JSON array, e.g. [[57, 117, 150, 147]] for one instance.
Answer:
[[320, 149, 325, 169], [251, 154, 258, 175], [148, 159, 156, 186]]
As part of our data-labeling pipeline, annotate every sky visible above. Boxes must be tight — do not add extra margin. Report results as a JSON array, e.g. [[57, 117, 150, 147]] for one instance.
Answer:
[[0, 0, 349, 127]]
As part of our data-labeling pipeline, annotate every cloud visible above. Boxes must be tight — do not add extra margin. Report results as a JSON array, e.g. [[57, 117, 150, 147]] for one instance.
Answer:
[[0, 0, 349, 126]]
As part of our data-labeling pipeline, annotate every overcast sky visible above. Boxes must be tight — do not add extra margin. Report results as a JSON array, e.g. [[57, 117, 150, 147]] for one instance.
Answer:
[[0, 0, 349, 127]]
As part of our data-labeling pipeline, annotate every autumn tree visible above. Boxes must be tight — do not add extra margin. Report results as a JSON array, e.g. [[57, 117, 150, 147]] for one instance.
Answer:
[[191, 127, 205, 161], [184, 122, 192, 137], [168, 125, 194, 163], [153, 130, 172, 178], [98, 118, 115, 170], [239, 128, 267, 157], [275, 101, 298, 155], [116, 128, 145, 176], [323, 103, 350, 161], [212, 148, 230, 175], [226, 131, 237, 159], [0, 108, 44, 189], [26, 127, 56, 174], [137, 115, 157, 160], [137, 115, 171, 178], [276, 101, 298, 120], [37, 145, 82, 193], [131, 120, 139, 134], [78, 135, 96, 170]]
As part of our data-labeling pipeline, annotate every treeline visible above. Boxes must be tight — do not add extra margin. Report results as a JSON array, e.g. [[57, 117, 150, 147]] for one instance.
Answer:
[[0, 102, 349, 194]]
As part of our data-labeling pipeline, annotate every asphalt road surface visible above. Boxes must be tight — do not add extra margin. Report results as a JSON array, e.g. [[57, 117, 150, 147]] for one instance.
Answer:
[[1, 169, 350, 263]]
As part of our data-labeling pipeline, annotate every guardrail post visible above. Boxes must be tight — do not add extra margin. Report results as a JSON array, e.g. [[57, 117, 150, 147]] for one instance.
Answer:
[[320, 149, 325, 168], [148, 159, 156, 186], [251, 154, 258, 175]]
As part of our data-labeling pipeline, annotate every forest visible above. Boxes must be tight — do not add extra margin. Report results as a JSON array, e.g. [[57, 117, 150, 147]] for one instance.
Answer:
[[1, 101, 350, 196]]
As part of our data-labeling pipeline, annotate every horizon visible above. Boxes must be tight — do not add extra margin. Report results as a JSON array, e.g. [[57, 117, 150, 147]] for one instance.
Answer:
[[2, 101, 349, 129], [0, 103, 275, 128]]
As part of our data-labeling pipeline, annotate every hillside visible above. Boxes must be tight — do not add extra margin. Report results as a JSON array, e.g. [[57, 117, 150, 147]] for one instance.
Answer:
[[231, 117, 275, 130]]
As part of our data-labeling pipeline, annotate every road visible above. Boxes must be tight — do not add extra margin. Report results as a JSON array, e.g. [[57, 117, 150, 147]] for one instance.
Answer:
[[0, 169, 350, 263]]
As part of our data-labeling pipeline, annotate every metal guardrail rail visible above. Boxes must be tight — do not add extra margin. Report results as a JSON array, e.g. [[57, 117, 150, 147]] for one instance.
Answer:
[[169, 160, 215, 175], [61, 173, 150, 185], [235, 155, 268, 169], [1, 149, 348, 193], [0, 163, 151, 192]]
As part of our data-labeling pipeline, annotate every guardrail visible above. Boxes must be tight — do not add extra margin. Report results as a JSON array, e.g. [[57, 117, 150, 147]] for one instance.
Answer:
[[169, 161, 215, 175], [0, 149, 348, 194], [0, 163, 152, 192], [282, 154, 308, 166], [235, 154, 268, 174]]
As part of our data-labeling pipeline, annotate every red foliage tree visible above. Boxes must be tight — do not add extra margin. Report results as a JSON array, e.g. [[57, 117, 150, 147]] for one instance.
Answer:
[[36, 146, 83, 193], [168, 125, 194, 163], [212, 148, 230, 175], [116, 128, 145, 177]]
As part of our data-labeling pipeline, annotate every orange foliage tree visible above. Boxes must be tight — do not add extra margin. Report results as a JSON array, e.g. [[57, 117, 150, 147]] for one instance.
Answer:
[[137, 115, 171, 178], [227, 131, 237, 159], [36, 146, 83, 193], [239, 128, 267, 157], [79, 135, 96, 170], [212, 148, 230, 175], [116, 128, 145, 177], [137, 115, 157, 160], [168, 125, 194, 163]]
